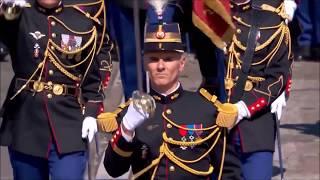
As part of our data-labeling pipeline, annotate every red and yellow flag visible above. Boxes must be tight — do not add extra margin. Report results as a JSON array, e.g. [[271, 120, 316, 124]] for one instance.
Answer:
[[192, 0, 235, 49]]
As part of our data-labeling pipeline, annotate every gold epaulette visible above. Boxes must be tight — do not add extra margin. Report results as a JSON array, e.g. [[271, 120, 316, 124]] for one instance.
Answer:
[[97, 100, 131, 132], [199, 88, 237, 128]]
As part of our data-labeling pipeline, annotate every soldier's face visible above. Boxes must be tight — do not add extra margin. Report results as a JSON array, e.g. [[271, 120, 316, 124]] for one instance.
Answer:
[[144, 51, 185, 92]]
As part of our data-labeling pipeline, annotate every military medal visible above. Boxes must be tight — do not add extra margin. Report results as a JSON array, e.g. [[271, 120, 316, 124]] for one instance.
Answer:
[[187, 124, 195, 149], [29, 31, 45, 59], [179, 125, 187, 150], [194, 124, 203, 141], [61, 34, 82, 52], [33, 43, 40, 58]]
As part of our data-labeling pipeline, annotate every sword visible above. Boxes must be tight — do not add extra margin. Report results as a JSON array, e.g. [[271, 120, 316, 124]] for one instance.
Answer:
[[274, 112, 285, 180]]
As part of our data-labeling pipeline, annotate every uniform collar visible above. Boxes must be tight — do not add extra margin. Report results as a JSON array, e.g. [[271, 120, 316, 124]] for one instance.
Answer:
[[150, 83, 183, 104], [35, 1, 63, 15]]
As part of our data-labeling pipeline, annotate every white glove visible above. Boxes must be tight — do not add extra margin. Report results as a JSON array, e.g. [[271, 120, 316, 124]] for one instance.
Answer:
[[81, 116, 98, 142], [271, 92, 286, 120], [235, 101, 250, 126], [122, 102, 149, 132], [284, 0, 297, 23], [229, 101, 250, 130]]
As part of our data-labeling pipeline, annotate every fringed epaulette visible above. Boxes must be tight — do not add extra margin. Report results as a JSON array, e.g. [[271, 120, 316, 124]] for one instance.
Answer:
[[97, 100, 131, 132], [199, 88, 238, 128]]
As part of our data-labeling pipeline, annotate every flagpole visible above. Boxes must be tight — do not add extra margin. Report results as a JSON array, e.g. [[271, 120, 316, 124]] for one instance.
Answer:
[[133, 0, 143, 91]]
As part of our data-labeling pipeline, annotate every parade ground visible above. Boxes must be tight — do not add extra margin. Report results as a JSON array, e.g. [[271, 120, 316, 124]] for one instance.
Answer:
[[1, 55, 319, 179]]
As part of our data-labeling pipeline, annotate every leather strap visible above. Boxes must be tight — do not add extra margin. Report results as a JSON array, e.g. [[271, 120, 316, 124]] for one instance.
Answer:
[[231, 2, 261, 102]]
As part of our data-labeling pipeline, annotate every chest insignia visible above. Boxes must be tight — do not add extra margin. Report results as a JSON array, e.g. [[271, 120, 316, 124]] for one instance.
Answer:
[[61, 34, 82, 52], [29, 31, 46, 40]]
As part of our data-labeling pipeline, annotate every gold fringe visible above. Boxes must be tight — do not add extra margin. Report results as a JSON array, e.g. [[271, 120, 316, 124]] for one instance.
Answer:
[[97, 100, 131, 132], [216, 103, 238, 128], [97, 112, 118, 132], [200, 88, 238, 128]]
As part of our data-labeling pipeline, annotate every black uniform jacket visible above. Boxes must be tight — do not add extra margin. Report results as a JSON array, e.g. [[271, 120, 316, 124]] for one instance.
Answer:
[[0, 0, 114, 158], [226, 0, 293, 152], [104, 86, 241, 180]]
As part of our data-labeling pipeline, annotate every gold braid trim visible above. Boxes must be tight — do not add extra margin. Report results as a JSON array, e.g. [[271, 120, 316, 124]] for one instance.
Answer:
[[230, 23, 289, 66], [48, 39, 95, 69], [96, 0, 107, 54], [65, 0, 104, 25], [162, 128, 220, 146], [133, 152, 165, 179], [164, 145, 214, 176], [79, 31, 98, 87], [232, 23, 283, 51], [47, 16, 96, 55], [218, 129, 227, 180], [232, 16, 282, 29], [133, 128, 226, 179], [260, 3, 289, 19], [10, 61, 45, 100], [164, 131, 221, 163], [47, 52, 81, 81]]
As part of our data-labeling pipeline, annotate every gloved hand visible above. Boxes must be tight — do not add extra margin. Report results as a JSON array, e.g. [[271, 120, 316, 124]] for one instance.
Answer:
[[81, 116, 98, 142], [271, 92, 286, 120], [284, 0, 297, 23], [231, 101, 250, 130], [122, 102, 150, 132]]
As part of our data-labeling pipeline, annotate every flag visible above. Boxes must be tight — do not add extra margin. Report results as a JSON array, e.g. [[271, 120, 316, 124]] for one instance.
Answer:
[[192, 0, 235, 49]]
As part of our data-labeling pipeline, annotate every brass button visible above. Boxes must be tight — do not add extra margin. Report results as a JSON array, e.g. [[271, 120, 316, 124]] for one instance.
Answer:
[[50, 46, 55, 50], [236, 29, 241, 34], [47, 93, 53, 99], [52, 33, 56, 38], [166, 109, 172, 114], [51, 21, 56, 26], [48, 70, 54, 75], [166, 123, 172, 129], [169, 165, 175, 172], [47, 81, 53, 86]]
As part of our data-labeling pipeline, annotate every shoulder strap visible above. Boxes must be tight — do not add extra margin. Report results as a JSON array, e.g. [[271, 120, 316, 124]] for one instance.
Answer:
[[231, 4, 261, 102]]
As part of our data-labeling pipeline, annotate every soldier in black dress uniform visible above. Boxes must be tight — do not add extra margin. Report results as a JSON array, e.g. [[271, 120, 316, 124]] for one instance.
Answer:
[[224, 0, 294, 179], [0, 0, 114, 179], [99, 23, 241, 180]]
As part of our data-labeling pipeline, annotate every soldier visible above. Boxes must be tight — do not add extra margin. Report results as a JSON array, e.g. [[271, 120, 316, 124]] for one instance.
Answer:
[[0, 0, 114, 179], [224, 0, 294, 179], [99, 23, 241, 180]]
